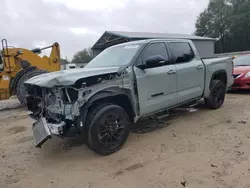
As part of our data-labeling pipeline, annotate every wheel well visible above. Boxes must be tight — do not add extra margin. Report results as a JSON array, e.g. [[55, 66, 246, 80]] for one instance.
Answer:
[[89, 94, 135, 122], [210, 71, 227, 88]]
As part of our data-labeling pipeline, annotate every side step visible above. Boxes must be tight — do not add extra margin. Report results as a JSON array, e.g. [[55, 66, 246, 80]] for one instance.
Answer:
[[152, 110, 169, 120], [145, 99, 199, 120], [188, 100, 199, 108]]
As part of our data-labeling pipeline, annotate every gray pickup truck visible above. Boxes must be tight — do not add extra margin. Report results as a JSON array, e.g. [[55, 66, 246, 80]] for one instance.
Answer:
[[24, 39, 234, 155]]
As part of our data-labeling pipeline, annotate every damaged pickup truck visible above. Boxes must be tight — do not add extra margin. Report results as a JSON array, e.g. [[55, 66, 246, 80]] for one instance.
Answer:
[[24, 39, 234, 155]]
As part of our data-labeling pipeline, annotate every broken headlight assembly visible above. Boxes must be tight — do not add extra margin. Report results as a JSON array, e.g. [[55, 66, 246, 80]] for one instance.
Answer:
[[82, 89, 92, 97], [62, 88, 78, 103], [26, 95, 42, 116]]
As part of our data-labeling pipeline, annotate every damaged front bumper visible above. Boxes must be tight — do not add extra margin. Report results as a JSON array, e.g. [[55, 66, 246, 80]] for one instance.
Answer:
[[32, 117, 65, 147]]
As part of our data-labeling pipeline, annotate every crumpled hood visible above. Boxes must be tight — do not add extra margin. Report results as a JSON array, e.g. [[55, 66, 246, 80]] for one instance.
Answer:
[[25, 66, 120, 88]]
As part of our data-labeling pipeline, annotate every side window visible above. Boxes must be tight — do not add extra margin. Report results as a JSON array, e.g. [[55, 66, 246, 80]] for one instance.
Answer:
[[142, 43, 169, 64], [169, 42, 195, 63]]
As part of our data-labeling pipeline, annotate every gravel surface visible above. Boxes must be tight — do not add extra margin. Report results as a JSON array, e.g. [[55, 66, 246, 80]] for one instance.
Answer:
[[0, 92, 250, 188], [0, 98, 22, 111]]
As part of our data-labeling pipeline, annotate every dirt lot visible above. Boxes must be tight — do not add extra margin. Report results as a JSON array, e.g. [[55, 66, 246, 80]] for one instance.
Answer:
[[1, 92, 250, 188]]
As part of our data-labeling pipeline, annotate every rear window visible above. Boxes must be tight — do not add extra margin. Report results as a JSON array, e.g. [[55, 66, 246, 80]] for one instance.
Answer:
[[169, 42, 195, 63]]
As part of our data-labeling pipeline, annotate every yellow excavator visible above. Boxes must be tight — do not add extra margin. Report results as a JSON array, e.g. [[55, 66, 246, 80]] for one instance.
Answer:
[[0, 39, 61, 103]]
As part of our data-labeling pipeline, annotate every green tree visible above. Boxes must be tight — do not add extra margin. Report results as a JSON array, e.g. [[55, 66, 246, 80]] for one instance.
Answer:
[[195, 0, 232, 52], [71, 48, 93, 64], [227, 0, 250, 52], [195, 0, 250, 53]]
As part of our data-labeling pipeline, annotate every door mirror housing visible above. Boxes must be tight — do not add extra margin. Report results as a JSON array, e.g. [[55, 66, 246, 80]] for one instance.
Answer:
[[146, 55, 165, 67], [137, 55, 166, 69]]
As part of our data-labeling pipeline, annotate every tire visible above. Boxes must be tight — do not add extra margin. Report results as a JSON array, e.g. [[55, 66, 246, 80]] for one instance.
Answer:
[[86, 103, 130, 155], [205, 80, 226, 109], [16, 69, 48, 103]]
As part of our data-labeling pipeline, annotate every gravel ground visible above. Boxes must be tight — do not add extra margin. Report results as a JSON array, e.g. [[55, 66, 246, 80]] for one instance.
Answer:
[[1, 92, 250, 188], [0, 98, 22, 111]]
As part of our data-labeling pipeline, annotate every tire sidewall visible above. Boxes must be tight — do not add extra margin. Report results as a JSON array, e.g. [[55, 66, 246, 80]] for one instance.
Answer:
[[16, 75, 30, 103], [87, 104, 130, 155], [16, 69, 48, 103], [208, 80, 226, 109]]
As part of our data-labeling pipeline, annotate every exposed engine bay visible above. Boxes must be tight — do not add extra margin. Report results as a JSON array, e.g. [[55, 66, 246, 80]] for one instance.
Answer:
[[25, 68, 136, 139]]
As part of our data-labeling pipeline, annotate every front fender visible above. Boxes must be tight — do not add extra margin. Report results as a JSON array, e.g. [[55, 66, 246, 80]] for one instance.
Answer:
[[79, 87, 135, 126]]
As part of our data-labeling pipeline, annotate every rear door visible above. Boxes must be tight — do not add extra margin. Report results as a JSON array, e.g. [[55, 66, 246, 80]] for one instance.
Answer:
[[133, 42, 178, 116], [168, 42, 205, 103]]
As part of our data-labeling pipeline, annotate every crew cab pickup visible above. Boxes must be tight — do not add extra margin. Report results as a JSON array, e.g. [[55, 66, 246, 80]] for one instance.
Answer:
[[24, 39, 234, 155]]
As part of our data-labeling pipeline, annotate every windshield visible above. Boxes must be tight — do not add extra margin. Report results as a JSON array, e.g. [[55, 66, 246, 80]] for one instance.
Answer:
[[233, 55, 250, 66], [85, 44, 141, 68]]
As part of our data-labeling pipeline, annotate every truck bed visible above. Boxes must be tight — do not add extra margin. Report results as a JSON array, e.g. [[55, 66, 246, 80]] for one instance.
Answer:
[[202, 56, 234, 98]]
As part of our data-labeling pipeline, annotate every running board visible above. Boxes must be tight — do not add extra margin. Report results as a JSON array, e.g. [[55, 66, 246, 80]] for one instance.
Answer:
[[188, 100, 199, 108], [152, 110, 169, 120], [141, 97, 201, 120]]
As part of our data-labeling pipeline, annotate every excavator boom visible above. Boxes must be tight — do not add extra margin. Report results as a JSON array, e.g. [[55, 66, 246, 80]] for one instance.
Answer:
[[0, 39, 61, 102]]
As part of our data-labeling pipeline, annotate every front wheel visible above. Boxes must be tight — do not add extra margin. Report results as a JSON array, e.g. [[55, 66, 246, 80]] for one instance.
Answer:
[[86, 103, 130, 155], [205, 80, 226, 109]]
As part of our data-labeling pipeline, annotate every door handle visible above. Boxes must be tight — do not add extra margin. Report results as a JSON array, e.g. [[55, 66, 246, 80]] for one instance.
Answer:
[[167, 70, 176, 75], [196, 65, 203, 70]]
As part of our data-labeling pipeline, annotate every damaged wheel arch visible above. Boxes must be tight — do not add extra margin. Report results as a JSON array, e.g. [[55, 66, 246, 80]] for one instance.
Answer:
[[78, 88, 136, 128]]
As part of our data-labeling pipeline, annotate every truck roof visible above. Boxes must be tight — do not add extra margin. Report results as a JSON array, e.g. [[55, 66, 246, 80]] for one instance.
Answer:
[[92, 31, 216, 50], [110, 38, 193, 48]]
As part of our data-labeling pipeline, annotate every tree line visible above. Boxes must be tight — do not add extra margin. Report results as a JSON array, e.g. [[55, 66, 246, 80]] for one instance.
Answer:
[[60, 47, 94, 65], [195, 0, 250, 53], [62, 0, 250, 65]]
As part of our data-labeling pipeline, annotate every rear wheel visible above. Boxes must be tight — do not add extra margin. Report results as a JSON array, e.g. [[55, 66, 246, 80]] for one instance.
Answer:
[[86, 103, 130, 155], [16, 69, 48, 103], [205, 80, 226, 109]]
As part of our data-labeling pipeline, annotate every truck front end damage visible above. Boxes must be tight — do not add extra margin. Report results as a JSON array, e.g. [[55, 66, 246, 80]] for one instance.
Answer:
[[24, 41, 143, 154], [25, 85, 81, 147], [24, 68, 135, 147]]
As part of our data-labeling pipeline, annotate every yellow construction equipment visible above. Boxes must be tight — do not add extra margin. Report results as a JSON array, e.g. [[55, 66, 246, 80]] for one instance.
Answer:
[[0, 39, 60, 103]]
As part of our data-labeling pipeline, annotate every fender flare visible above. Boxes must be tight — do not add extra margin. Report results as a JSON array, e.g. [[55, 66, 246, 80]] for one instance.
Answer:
[[209, 70, 227, 89], [87, 87, 134, 107], [10, 66, 37, 95], [76, 87, 135, 128]]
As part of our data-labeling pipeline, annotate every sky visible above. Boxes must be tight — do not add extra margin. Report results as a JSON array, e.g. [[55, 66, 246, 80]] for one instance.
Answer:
[[0, 0, 209, 60]]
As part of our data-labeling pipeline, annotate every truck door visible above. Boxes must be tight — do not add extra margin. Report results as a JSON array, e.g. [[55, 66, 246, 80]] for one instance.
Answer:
[[168, 42, 205, 103], [133, 42, 178, 116]]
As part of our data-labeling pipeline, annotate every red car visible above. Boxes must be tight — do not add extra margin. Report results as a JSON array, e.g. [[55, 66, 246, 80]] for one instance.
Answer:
[[232, 55, 250, 89]]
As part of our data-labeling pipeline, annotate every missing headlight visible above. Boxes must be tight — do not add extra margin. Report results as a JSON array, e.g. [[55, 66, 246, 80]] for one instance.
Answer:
[[82, 89, 91, 97], [62, 88, 78, 103]]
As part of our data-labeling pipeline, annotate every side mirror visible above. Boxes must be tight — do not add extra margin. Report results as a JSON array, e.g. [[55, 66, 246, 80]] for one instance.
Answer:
[[145, 55, 165, 68]]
